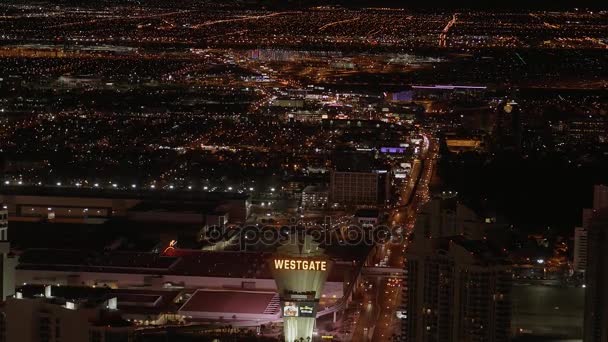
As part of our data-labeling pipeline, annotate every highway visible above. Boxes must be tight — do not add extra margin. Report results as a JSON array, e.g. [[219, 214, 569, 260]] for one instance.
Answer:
[[351, 132, 438, 342]]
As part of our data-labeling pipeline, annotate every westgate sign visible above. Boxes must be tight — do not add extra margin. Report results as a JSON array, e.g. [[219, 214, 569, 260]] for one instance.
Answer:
[[273, 259, 327, 271]]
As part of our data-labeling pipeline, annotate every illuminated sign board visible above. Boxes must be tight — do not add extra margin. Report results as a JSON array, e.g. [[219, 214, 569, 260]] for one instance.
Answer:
[[282, 301, 317, 318], [446, 139, 481, 148], [298, 303, 315, 317], [380, 147, 406, 154], [273, 259, 327, 271]]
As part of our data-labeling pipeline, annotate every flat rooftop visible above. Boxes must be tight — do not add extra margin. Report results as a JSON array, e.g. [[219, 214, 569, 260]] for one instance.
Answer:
[[18, 249, 359, 283], [179, 290, 278, 315], [16, 284, 182, 315], [0, 186, 249, 202]]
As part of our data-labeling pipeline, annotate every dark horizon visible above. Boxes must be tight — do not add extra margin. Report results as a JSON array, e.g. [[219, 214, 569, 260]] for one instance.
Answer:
[[7, 0, 608, 10]]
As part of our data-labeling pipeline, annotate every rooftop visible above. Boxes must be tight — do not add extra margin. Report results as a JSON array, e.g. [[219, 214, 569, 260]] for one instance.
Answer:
[[179, 290, 279, 315], [17, 249, 358, 283], [0, 186, 249, 202]]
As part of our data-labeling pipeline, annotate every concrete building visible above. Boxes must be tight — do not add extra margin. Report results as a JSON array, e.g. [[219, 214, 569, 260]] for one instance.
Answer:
[[178, 289, 281, 323], [583, 209, 608, 342], [354, 209, 380, 227], [14, 248, 354, 329], [0, 207, 7, 242], [0, 285, 134, 342], [404, 235, 512, 342], [444, 135, 483, 153], [593, 184, 608, 211], [0, 187, 250, 224], [286, 110, 326, 123], [0, 206, 17, 301], [413, 197, 486, 240], [271, 98, 304, 108], [575, 185, 608, 275], [574, 227, 589, 273], [582, 208, 594, 230], [580, 185, 608, 228], [301, 185, 328, 209], [330, 171, 389, 206]]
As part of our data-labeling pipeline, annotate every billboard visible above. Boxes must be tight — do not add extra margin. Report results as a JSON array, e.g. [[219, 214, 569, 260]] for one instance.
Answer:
[[380, 147, 406, 154], [273, 258, 328, 271], [282, 301, 317, 318]]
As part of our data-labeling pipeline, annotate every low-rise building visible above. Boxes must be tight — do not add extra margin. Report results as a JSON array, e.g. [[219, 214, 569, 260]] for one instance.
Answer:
[[1, 285, 134, 342], [0, 187, 249, 224], [301, 186, 328, 209]]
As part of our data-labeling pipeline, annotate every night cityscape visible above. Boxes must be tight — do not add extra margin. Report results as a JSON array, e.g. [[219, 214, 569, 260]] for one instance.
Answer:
[[0, 0, 606, 341]]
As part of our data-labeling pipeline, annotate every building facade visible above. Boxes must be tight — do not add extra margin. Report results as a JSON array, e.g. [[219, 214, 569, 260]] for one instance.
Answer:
[[404, 236, 512, 342], [574, 226, 589, 273], [583, 209, 608, 342], [575, 185, 608, 275], [301, 186, 328, 209], [1, 286, 133, 342], [0, 188, 250, 223], [593, 185, 608, 211], [414, 197, 486, 240], [330, 171, 388, 206], [0, 206, 16, 301]]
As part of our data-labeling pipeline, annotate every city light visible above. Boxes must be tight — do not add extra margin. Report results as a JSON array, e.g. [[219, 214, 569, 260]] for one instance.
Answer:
[[0, 4, 602, 341]]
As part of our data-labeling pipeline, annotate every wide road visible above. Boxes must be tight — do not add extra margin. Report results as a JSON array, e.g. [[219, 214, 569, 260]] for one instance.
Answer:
[[370, 132, 438, 341]]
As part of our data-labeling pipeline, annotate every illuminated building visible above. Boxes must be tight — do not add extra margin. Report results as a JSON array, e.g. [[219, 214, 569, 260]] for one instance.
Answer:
[[301, 186, 328, 209], [575, 185, 608, 275], [354, 209, 380, 227], [567, 116, 608, 143], [14, 247, 352, 330], [404, 235, 512, 342], [574, 227, 589, 274], [0, 187, 249, 223], [0, 207, 7, 244], [270, 236, 332, 342], [1, 285, 133, 342], [271, 98, 305, 108], [444, 138, 483, 153], [286, 110, 326, 123], [330, 171, 390, 206], [583, 209, 608, 342], [0, 206, 16, 301]]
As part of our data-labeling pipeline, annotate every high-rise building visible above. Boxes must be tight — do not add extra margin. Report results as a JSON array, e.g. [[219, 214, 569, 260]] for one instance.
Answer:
[[582, 208, 594, 229], [404, 235, 512, 342], [329, 170, 389, 206], [0, 205, 17, 301], [574, 226, 589, 273], [575, 185, 608, 275], [0, 206, 7, 241], [413, 197, 486, 240], [583, 209, 608, 342], [593, 185, 608, 211]]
